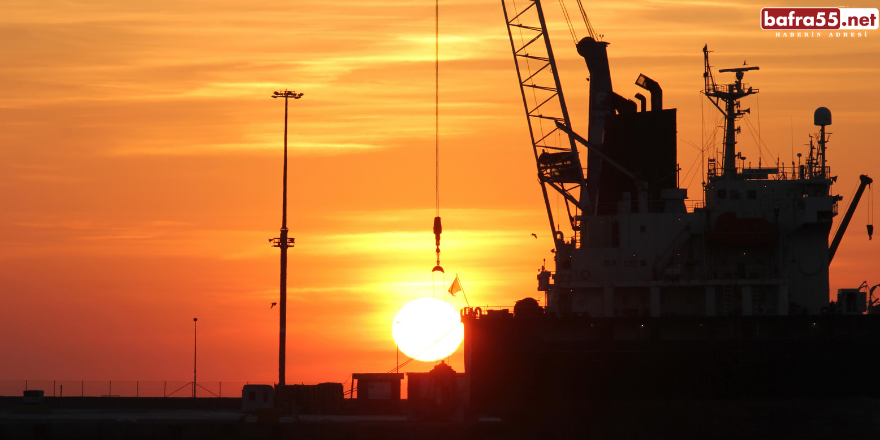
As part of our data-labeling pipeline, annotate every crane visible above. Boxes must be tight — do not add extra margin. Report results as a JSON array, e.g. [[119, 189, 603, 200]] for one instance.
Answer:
[[829, 175, 873, 262], [501, 0, 590, 249]]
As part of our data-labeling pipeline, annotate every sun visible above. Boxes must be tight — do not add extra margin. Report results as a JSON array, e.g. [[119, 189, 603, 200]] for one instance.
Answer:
[[392, 297, 464, 362]]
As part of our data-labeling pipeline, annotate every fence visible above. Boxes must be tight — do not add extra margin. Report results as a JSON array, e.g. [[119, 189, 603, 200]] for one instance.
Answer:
[[0, 381, 251, 398]]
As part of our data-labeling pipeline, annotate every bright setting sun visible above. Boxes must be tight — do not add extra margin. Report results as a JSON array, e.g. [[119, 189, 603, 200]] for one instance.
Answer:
[[391, 297, 464, 362]]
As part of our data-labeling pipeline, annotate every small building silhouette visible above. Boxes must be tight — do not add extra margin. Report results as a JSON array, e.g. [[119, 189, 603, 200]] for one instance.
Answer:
[[406, 361, 466, 420], [241, 385, 274, 412], [351, 373, 404, 413]]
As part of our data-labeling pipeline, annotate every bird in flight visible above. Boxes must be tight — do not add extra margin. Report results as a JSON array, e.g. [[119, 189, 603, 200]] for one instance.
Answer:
[[271, 302, 277, 309], [531, 233, 538, 239]]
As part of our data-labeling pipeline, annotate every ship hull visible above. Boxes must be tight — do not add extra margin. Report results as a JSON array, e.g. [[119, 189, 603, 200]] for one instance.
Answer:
[[463, 314, 880, 416]]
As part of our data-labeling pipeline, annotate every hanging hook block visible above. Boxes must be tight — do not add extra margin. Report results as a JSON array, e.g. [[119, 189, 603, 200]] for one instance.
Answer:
[[433, 216, 443, 246]]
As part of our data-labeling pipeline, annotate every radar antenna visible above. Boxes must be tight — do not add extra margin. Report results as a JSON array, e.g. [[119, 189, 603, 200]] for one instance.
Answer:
[[703, 45, 759, 179]]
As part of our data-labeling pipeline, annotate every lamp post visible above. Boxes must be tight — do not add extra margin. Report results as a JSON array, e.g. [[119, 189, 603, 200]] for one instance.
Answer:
[[193, 318, 197, 398], [270, 90, 303, 386]]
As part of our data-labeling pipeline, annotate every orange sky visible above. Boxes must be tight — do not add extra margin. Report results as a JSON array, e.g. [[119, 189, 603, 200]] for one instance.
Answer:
[[2, 0, 879, 386]]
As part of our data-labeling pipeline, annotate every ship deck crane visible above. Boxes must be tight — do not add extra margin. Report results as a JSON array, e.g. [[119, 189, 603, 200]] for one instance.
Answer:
[[829, 174, 873, 262], [502, 0, 589, 247], [554, 121, 647, 194], [870, 283, 880, 314]]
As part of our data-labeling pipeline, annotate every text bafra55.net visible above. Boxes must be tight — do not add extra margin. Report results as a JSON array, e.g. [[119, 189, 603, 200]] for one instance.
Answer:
[[762, 8, 878, 30]]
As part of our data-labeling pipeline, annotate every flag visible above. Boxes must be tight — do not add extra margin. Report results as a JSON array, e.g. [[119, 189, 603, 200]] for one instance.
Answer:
[[448, 275, 462, 297]]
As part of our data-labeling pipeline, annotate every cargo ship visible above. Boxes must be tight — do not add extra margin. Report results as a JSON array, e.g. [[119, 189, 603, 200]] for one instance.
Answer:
[[462, 0, 879, 415]]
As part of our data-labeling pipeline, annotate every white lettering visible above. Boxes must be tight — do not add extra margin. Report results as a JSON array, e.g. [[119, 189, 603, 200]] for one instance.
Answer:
[[764, 11, 775, 27], [804, 16, 815, 26]]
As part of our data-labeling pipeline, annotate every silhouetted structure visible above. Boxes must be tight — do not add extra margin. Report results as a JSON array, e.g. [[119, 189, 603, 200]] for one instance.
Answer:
[[241, 384, 274, 412], [406, 362, 465, 420], [351, 373, 403, 414], [274, 383, 342, 414], [466, 0, 880, 416], [269, 90, 302, 386]]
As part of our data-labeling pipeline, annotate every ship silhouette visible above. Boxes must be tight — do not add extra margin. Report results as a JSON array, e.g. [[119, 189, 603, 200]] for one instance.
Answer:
[[461, 0, 879, 416]]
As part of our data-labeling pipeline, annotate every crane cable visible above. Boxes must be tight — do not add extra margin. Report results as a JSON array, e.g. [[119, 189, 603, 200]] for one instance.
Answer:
[[558, 0, 578, 44], [435, 0, 439, 221], [559, 0, 597, 43], [431, 0, 445, 295], [575, 0, 597, 39], [868, 182, 874, 240]]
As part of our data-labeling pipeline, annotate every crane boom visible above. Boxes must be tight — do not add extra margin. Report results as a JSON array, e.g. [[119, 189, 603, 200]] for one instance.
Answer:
[[502, 0, 589, 245], [829, 174, 873, 262]]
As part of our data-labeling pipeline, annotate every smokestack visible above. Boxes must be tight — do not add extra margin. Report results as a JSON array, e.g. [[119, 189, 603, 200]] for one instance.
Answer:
[[634, 93, 647, 112], [635, 74, 662, 111]]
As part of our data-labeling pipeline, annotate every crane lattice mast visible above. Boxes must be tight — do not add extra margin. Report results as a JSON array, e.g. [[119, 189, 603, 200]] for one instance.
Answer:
[[502, 0, 589, 246]]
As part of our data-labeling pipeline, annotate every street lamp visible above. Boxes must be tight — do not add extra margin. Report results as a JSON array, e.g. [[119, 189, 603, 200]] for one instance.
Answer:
[[193, 318, 197, 398], [270, 89, 303, 386]]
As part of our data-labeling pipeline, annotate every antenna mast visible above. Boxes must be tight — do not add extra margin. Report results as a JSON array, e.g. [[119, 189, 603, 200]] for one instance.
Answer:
[[703, 45, 759, 179]]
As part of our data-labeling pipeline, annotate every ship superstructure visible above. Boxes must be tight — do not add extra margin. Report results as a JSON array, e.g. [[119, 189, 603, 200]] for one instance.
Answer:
[[524, 26, 863, 319]]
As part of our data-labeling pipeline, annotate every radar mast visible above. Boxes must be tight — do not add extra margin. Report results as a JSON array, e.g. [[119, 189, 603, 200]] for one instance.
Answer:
[[703, 45, 759, 178]]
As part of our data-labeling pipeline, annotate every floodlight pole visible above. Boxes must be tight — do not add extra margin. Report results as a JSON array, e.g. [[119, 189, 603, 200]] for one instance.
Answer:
[[270, 90, 303, 386]]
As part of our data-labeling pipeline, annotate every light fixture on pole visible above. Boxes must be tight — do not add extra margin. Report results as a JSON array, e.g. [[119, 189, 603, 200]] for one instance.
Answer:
[[269, 89, 303, 386], [193, 317, 197, 398]]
